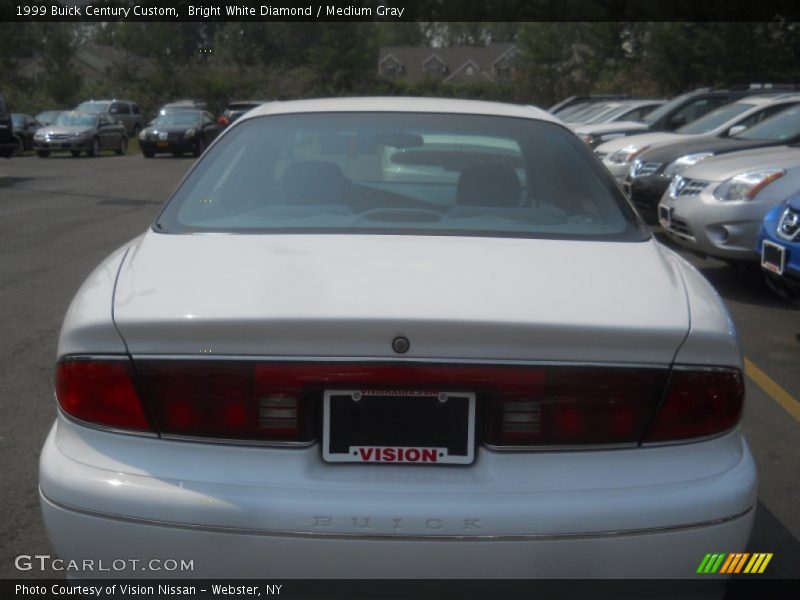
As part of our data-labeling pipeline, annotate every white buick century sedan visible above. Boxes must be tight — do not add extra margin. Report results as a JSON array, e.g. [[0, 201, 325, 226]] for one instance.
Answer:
[[40, 97, 755, 578]]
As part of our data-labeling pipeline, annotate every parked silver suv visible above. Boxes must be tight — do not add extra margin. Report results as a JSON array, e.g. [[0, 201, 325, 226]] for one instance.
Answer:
[[75, 99, 144, 136]]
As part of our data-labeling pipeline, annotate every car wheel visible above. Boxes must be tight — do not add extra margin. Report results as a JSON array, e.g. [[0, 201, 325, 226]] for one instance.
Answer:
[[194, 137, 206, 157], [142, 150, 154, 158], [88, 137, 101, 157], [70, 151, 81, 158], [115, 137, 128, 156], [36, 150, 50, 158]]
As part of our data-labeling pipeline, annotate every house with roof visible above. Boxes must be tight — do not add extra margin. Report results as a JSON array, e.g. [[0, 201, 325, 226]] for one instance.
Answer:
[[16, 42, 151, 83], [378, 43, 519, 84]]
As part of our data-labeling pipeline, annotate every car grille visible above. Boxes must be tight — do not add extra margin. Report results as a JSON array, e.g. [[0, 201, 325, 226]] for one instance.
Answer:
[[631, 161, 663, 178], [168, 132, 183, 140], [675, 179, 709, 197], [49, 133, 69, 140]]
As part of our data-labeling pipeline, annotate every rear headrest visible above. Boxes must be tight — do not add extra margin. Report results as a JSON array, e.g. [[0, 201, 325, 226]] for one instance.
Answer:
[[457, 163, 522, 207], [280, 160, 346, 205]]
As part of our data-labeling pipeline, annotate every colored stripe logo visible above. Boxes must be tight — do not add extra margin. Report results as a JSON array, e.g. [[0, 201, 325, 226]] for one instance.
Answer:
[[697, 553, 773, 574]]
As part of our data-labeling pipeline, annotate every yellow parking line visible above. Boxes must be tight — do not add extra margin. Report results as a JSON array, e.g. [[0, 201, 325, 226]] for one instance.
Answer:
[[744, 358, 800, 424]]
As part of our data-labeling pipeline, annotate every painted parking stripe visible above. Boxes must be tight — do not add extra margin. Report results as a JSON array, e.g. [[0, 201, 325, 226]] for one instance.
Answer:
[[744, 358, 800, 424]]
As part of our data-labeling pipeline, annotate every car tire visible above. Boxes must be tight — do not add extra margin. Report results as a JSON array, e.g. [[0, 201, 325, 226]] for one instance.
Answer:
[[70, 151, 81, 158], [194, 137, 206, 157], [142, 150, 154, 158], [115, 137, 128, 156], [88, 137, 101, 157], [36, 150, 50, 158]]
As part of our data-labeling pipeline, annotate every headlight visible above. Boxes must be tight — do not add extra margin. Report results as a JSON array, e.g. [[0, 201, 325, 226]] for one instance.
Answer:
[[138, 130, 147, 141], [713, 169, 785, 202], [34, 130, 46, 140], [663, 153, 714, 179], [184, 128, 196, 139], [668, 175, 685, 198], [608, 144, 650, 165]]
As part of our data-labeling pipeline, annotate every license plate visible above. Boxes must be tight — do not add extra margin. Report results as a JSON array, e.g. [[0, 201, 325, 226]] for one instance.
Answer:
[[157, 141, 169, 147], [323, 390, 476, 465], [658, 205, 672, 228], [762, 240, 786, 275]]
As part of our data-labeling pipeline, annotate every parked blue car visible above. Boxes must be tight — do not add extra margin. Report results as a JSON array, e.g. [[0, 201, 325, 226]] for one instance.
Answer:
[[757, 192, 800, 304]]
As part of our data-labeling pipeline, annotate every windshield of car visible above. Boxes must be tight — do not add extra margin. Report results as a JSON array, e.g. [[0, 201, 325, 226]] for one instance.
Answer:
[[154, 112, 201, 126], [157, 112, 646, 241], [56, 112, 97, 127], [734, 106, 800, 141], [564, 103, 613, 123], [676, 102, 754, 134], [643, 92, 697, 125], [76, 101, 110, 114], [36, 111, 59, 123]]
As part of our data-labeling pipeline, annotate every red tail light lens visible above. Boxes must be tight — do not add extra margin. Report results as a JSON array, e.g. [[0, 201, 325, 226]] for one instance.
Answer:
[[217, 116, 229, 126], [485, 367, 668, 446], [55, 359, 152, 431], [134, 362, 316, 442], [644, 367, 744, 442]]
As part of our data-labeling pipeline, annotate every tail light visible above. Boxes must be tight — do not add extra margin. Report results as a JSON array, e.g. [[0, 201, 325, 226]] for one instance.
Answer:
[[217, 115, 229, 126], [55, 358, 744, 447], [644, 367, 744, 442], [485, 367, 668, 446], [55, 358, 152, 432]]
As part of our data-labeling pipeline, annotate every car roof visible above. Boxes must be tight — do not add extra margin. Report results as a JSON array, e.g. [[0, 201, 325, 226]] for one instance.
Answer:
[[246, 97, 560, 124]]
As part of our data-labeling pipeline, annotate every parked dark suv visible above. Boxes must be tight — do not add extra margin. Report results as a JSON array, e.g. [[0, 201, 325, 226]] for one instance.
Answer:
[[0, 93, 21, 158], [75, 99, 144, 136]]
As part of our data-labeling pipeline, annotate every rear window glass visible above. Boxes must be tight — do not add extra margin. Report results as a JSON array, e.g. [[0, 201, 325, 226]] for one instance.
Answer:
[[156, 112, 647, 241]]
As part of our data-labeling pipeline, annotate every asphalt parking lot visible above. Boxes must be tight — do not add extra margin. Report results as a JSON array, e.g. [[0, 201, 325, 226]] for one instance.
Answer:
[[0, 152, 799, 580]]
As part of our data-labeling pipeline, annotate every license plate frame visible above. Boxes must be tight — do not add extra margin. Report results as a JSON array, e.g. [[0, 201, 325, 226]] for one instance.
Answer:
[[322, 390, 476, 465], [761, 240, 786, 275], [157, 140, 169, 147]]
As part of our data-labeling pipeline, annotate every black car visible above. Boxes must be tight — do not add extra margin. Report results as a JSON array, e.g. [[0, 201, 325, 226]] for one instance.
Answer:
[[218, 101, 265, 127], [0, 93, 21, 158], [11, 113, 43, 152], [139, 110, 220, 158], [625, 104, 800, 219]]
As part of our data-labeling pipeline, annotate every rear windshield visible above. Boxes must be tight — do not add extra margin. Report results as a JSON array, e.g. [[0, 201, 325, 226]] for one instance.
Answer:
[[156, 112, 647, 241], [76, 101, 109, 114], [735, 106, 800, 141], [676, 102, 753, 134]]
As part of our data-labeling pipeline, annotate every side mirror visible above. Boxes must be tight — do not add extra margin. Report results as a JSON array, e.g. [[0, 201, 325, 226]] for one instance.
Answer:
[[727, 124, 747, 137]]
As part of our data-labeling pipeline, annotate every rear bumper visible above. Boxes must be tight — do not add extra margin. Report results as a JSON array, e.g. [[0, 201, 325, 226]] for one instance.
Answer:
[[40, 415, 757, 578], [41, 492, 753, 579]]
